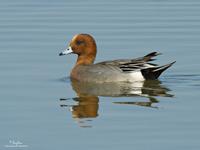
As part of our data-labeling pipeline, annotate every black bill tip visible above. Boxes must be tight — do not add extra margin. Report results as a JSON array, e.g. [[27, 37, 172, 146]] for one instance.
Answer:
[[59, 52, 64, 56]]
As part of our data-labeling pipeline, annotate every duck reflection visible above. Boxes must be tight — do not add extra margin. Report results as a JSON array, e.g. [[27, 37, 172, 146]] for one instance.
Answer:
[[60, 96, 99, 119], [60, 79, 173, 121]]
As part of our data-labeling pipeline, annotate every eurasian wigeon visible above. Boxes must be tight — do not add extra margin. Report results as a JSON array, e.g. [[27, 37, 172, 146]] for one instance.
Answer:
[[59, 34, 175, 83]]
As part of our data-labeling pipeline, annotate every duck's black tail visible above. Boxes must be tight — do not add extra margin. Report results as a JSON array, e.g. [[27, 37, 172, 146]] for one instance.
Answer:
[[141, 61, 176, 80]]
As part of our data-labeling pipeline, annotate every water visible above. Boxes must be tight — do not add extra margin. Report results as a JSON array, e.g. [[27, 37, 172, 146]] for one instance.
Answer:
[[1, 0, 200, 149]]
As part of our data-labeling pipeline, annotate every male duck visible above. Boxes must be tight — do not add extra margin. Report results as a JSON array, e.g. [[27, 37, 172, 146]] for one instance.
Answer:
[[59, 34, 175, 83]]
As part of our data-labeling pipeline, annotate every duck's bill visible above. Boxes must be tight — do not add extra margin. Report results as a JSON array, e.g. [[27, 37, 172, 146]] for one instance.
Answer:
[[59, 46, 73, 56]]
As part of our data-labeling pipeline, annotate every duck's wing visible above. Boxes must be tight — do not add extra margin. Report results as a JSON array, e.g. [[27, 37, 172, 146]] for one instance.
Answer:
[[96, 52, 176, 79], [96, 52, 161, 71]]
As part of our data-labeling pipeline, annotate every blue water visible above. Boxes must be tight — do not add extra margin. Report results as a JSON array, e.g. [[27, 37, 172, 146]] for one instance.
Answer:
[[1, 0, 200, 149]]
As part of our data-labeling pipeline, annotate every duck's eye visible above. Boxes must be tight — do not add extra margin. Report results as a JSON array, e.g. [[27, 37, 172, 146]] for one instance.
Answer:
[[76, 40, 84, 45]]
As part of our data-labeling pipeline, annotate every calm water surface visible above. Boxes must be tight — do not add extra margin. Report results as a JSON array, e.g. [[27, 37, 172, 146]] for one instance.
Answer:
[[1, 0, 200, 149]]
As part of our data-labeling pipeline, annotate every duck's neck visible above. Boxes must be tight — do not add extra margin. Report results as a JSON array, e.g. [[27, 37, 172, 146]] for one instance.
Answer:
[[76, 54, 96, 65]]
